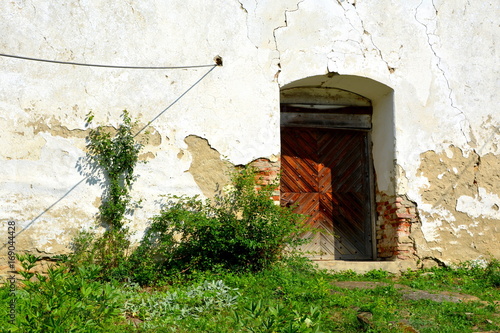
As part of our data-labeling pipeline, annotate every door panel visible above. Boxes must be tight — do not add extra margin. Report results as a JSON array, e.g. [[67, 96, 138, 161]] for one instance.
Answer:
[[280, 127, 373, 260], [281, 130, 319, 193]]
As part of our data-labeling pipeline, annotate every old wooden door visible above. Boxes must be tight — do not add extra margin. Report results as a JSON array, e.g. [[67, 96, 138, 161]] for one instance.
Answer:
[[280, 127, 373, 260]]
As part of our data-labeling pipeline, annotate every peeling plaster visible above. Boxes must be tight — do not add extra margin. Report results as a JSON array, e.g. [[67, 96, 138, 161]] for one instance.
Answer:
[[138, 151, 155, 161], [415, 146, 500, 261], [27, 117, 88, 138], [456, 187, 500, 220], [184, 135, 234, 199], [24, 115, 161, 158], [396, 164, 409, 195]]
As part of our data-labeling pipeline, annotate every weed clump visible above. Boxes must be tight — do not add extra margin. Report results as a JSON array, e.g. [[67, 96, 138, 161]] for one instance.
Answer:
[[5, 254, 128, 332]]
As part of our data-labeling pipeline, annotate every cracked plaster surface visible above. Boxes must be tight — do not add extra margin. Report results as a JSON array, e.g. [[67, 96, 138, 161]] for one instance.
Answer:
[[271, 0, 305, 64], [331, 0, 395, 74], [413, 146, 500, 262], [414, 0, 471, 144]]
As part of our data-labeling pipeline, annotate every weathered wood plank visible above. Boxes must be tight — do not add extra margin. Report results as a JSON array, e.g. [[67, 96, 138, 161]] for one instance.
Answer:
[[281, 112, 371, 129]]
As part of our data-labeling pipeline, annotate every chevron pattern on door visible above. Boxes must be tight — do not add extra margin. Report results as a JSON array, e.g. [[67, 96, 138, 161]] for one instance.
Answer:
[[281, 127, 373, 260]]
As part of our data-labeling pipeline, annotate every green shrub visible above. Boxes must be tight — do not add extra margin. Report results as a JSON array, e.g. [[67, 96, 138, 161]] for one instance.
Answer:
[[130, 167, 307, 282], [484, 258, 500, 287]]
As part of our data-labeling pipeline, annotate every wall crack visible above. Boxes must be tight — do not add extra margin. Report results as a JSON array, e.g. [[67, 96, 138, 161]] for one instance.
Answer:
[[236, 0, 255, 48], [333, 1, 395, 73], [415, 0, 471, 144], [272, 0, 305, 68]]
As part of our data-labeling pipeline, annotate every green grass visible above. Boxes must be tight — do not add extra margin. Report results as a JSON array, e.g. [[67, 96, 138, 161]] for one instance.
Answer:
[[1, 256, 499, 332]]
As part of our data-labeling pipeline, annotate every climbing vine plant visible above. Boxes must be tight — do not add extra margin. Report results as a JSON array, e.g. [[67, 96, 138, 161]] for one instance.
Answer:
[[81, 110, 146, 271], [85, 110, 144, 229]]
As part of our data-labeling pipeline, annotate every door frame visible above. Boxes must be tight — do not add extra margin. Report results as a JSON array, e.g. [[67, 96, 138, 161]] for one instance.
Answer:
[[280, 104, 377, 260]]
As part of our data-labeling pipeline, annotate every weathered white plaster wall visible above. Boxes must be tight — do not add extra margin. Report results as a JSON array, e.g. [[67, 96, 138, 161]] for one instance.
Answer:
[[1, 0, 498, 264]]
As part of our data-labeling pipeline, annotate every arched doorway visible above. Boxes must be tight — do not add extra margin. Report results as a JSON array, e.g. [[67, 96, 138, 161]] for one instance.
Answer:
[[280, 75, 394, 261]]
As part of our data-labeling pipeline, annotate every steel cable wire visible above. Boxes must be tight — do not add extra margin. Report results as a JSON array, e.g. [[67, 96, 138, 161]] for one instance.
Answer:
[[0, 53, 216, 69]]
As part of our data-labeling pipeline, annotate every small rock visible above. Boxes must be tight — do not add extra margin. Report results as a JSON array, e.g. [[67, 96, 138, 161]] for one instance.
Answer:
[[401, 290, 480, 303], [357, 311, 373, 326], [397, 320, 420, 333]]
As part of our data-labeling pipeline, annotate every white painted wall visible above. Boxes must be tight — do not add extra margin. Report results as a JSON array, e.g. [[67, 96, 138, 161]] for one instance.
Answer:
[[1, 0, 498, 262]]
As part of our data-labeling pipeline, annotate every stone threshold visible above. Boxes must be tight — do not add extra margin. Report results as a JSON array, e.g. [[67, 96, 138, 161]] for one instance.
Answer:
[[313, 260, 417, 274]]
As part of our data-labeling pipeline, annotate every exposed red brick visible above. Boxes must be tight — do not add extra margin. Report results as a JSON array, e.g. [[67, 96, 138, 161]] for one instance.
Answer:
[[249, 157, 281, 204], [396, 212, 415, 219], [375, 194, 420, 260]]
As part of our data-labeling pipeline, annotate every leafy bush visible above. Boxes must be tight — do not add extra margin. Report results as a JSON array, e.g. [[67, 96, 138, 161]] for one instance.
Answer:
[[129, 167, 307, 282], [363, 269, 391, 280], [484, 258, 500, 287]]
